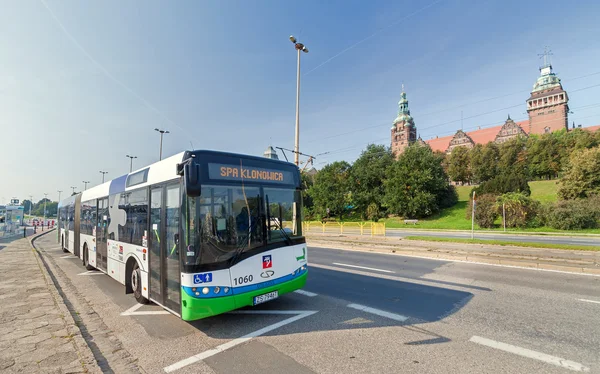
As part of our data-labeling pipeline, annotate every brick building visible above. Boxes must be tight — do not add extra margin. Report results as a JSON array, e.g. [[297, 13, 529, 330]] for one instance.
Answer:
[[391, 52, 597, 155]]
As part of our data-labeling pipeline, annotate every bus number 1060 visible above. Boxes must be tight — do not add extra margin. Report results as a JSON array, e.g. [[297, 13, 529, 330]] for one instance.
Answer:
[[234, 275, 253, 285]]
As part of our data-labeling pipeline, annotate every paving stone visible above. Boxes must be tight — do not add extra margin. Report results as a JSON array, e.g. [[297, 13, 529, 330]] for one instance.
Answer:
[[0, 357, 15, 370], [0, 329, 33, 342], [16, 332, 52, 345], [38, 351, 79, 369], [0, 343, 36, 360]]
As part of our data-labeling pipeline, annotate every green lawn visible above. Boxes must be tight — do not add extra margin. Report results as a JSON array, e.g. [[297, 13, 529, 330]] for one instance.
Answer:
[[404, 236, 600, 251], [380, 180, 600, 234], [529, 180, 559, 203]]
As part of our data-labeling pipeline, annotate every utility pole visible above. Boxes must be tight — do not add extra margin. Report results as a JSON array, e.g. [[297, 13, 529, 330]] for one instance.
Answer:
[[29, 195, 33, 218], [126, 155, 137, 172], [83, 181, 90, 191], [57, 190, 62, 202], [154, 128, 170, 161], [289, 35, 309, 166], [70, 186, 76, 195], [99, 171, 108, 183]]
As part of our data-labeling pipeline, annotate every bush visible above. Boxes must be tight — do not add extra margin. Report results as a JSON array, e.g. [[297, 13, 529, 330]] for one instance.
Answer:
[[466, 194, 498, 228], [545, 199, 599, 230], [496, 193, 541, 228], [439, 185, 459, 209], [472, 173, 530, 196]]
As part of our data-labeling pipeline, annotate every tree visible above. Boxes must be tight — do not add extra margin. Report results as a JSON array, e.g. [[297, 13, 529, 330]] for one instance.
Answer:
[[350, 144, 394, 220], [471, 143, 499, 183], [309, 161, 352, 219], [496, 192, 540, 228], [526, 133, 561, 180], [301, 172, 314, 219], [558, 146, 600, 200], [447, 146, 471, 184], [21, 199, 33, 214], [472, 173, 530, 196], [498, 137, 527, 176], [384, 144, 455, 218]]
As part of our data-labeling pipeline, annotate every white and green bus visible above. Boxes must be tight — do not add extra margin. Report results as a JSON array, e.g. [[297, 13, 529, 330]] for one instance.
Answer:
[[58, 150, 307, 321]]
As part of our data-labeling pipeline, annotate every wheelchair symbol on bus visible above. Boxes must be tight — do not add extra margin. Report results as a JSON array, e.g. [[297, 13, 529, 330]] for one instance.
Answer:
[[193, 273, 213, 284]]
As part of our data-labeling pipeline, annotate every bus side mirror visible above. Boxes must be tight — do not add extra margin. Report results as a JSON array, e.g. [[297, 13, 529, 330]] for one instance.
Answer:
[[184, 163, 201, 197]]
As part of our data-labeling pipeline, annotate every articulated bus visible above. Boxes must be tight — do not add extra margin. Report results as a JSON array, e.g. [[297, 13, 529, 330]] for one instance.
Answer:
[[58, 150, 307, 321]]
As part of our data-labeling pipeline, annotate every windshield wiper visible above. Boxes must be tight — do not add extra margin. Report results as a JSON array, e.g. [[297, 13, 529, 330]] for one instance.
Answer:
[[270, 216, 293, 246]]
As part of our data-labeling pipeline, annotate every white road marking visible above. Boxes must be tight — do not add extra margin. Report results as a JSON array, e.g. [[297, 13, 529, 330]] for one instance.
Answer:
[[347, 303, 408, 322], [294, 290, 318, 297], [469, 336, 590, 372], [313, 246, 600, 277], [332, 263, 394, 273], [578, 299, 600, 305], [163, 310, 318, 372], [77, 271, 104, 276], [121, 303, 170, 316]]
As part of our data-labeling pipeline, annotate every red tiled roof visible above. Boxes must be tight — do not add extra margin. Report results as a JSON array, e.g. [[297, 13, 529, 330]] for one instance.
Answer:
[[582, 124, 600, 132], [424, 120, 530, 152], [516, 120, 530, 134], [425, 135, 453, 152], [466, 125, 502, 144]]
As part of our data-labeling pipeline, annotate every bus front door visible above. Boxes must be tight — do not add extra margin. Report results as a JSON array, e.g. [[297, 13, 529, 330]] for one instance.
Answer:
[[149, 184, 181, 314], [96, 198, 108, 272]]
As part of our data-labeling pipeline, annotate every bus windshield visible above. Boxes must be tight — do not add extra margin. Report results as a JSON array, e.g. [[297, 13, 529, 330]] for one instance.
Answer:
[[182, 184, 303, 271]]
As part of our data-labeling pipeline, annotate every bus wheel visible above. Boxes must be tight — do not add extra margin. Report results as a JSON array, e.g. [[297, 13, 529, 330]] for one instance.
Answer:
[[62, 236, 68, 253], [83, 245, 94, 271], [132, 263, 148, 304]]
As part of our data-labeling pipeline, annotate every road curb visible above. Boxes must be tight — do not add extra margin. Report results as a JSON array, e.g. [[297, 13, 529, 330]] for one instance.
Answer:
[[29, 229, 102, 373], [306, 238, 600, 276]]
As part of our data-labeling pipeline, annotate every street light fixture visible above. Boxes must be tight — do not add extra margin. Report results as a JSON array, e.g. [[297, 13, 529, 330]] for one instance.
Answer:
[[154, 128, 170, 161], [289, 35, 309, 166], [43, 193, 48, 224], [126, 155, 137, 173], [70, 186, 76, 195], [83, 181, 90, 191], [99, 170, 108, 183]]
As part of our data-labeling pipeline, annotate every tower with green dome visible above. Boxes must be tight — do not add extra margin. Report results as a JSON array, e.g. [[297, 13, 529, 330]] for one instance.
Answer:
[[391, 85, 417, 156]]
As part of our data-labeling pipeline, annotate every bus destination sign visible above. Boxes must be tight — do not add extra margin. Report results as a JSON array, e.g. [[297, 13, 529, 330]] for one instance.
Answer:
[[208, 163, 293, 184]]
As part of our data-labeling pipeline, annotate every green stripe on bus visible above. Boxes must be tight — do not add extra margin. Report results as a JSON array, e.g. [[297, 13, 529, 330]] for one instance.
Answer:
[[180, 272, 307, 321]]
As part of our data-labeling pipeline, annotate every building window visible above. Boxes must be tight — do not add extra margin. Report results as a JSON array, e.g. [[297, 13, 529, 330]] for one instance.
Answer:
[[560, 94, 564, 100]]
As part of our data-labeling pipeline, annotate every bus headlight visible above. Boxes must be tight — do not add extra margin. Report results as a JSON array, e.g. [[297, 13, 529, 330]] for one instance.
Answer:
[[192, 288, 196, 292], [202, 287, 209, 295], [214, 286, 220, 294], [223, 287, 230, 294], [301, 266, 306, 271], [195, 292, 200, 296]]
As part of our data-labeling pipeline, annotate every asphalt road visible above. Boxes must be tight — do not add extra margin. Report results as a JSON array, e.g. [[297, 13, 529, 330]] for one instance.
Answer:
[[386, 228, 600, 246], [35, 234, 600, 373]]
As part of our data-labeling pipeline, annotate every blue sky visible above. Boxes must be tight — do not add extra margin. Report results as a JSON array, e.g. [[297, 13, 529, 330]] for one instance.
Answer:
[[1, 0, 600, 203]]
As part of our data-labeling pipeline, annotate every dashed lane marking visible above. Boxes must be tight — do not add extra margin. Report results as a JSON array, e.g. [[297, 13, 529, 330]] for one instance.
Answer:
[[469, 336, 590, 372], [294, 290, 318, 297], [578, 299, 600, 305], [347, 303, 408, 322], [121, 303, 170, 316], [163, 310, 318, 372], [77, 270, 105, 276], [332, 263, 394, 273]]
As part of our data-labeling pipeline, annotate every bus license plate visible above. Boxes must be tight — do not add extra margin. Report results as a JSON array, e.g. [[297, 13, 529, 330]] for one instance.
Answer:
[[253, 291, 278, 305]]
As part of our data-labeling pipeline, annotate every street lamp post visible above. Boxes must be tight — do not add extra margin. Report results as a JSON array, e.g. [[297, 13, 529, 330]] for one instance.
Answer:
[[99, 171, 108, 183], [289, 35, 308, 166], [70, 186, 76, 195], [126, 155, 137, 172], [29, 195, 33, 218], [154, 128, 170, 161], [43, 193, 48, 224], [83, 181, 90, 191], [57, 190, 62, 202]]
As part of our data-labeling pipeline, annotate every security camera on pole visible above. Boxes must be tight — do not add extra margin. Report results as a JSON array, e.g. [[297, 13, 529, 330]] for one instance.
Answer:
[[289, 35, 308, 166]]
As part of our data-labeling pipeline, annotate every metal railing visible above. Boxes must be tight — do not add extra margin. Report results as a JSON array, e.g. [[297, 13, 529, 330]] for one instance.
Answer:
[[302, 221, 386, 236]]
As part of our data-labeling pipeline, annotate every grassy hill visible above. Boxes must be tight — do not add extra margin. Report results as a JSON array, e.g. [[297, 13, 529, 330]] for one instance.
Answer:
[[382, 180, 582, 232]]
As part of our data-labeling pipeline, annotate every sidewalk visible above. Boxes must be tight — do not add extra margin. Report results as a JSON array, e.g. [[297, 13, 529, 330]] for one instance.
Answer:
[[0, 232, 100, 373], [306, 233, 600, 275]]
